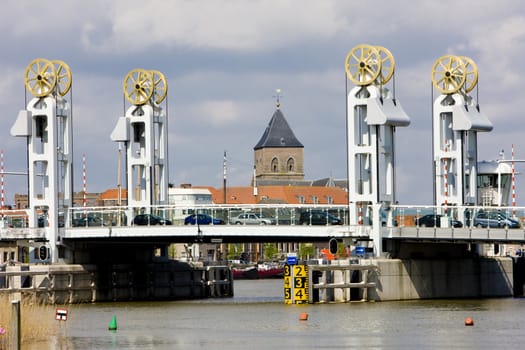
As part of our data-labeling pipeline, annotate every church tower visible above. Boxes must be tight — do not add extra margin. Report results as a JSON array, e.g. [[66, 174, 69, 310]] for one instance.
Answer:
[[254, 97, 304, 183]]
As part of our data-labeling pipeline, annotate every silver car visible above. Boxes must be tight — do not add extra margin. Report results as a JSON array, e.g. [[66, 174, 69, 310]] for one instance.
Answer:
[[231, 212, 276, 225]]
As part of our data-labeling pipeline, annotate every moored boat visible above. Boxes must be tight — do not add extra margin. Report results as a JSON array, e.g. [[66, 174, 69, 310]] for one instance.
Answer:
[[232, 263, 284, 279]]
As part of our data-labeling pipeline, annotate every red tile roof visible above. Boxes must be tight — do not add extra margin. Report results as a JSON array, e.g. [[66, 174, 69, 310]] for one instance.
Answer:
[[99, 188, 128, 200], [207, 185, 348, 204]]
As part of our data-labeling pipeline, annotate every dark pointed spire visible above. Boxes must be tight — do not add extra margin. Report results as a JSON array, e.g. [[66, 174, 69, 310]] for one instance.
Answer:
[[254, 108, 303, 150]]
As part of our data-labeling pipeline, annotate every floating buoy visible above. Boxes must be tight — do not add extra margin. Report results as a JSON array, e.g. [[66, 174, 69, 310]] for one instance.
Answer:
[[108, 315, 118, 331], [464, 317, 474, 326], [299, 312, 308, 321]]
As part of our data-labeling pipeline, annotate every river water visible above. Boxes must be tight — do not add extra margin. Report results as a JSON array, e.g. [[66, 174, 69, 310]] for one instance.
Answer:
[[26, 279, 525, 349]]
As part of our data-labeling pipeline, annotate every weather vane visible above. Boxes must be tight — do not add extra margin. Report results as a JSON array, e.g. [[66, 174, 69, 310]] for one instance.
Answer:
[[273, 88, 283, 108]]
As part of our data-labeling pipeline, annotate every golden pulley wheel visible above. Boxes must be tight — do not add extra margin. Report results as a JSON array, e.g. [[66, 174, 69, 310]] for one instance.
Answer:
[[150, 70, 168, 104], [345, 44, 381, 86], [123, 69, 154, 105], [52, 60, 72, 96], [431, 55, 466, 94], [376, 46, 395, 85], [24, 58, 57, 97], [458, 56, 478, 93]]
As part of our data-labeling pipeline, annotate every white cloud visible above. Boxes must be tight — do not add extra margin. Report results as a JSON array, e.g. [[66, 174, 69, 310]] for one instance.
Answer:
[[193, 99, 242, 126], [78, 0, 347, 53]]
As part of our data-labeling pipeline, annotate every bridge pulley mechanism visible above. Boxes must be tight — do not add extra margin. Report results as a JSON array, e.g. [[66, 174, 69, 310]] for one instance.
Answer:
[[123, 68, 168, 106], [431, 55, 478, 94], [24, 58, 73, 98], [344, 44, 395, 86]]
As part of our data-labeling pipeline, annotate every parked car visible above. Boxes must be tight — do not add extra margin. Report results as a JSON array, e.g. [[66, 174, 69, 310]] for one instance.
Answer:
[[414, 214, 463, 228], [299, 210, 343, 225], [72, 216, 106, 227], [133, 214, 172, 226], [38, 216, 65, 228], [231, 212, 276, 225], [184, 213, 224, 225], [473, 211, 520, 229]]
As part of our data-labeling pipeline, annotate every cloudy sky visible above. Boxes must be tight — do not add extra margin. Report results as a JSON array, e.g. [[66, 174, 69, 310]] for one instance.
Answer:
[[1, 0, 525, 206]]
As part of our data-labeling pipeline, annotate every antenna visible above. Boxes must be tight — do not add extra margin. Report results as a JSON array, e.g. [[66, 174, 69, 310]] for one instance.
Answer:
[[223, 150, 227, 204], [1, 150, 4, 212], [273, 88, 283, 109], [83, 154, 87, 216]]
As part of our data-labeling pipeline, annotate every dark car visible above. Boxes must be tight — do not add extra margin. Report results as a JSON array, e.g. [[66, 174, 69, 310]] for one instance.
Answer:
[[133, 214, 172, 226], [72, 216, 105, 227], [473, 211, 520, 229], [184, 213, 225, 225], [414, 214, 463, 228], [38, 216, 65, 228], [299, 210, 343, 225]]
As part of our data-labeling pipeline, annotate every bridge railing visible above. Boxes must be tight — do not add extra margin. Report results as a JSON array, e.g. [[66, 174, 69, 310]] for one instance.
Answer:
[[65, 204, 352, 228], [392, 204, 525, 229], [1, 204, 525, 230]]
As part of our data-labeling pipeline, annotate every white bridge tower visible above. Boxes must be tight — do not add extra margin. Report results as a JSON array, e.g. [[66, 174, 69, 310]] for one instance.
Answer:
[[345, 44, 410, 256], [430, 55, 492, 223], [10, 59, 74, 262], [111, 69, 169, 214]]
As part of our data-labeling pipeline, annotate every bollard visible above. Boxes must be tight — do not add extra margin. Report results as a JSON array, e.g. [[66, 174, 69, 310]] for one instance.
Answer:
[[11, 300, 21, 350]]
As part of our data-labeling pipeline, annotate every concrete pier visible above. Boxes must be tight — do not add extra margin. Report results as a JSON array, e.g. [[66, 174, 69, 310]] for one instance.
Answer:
[[0, 262, 233, 303], [368, 257, 514, 300], [303, 256, 516, 303]]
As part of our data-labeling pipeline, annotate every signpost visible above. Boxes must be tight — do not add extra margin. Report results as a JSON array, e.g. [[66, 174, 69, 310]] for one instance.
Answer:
[[284, 253, 309, 304]]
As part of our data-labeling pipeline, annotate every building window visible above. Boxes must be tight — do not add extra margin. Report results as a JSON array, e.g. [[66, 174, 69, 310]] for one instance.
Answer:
[[325, 196, 333, 204], [311, 196, 319, 204], [287, 157, 295, 172], [297, 195, 305, 204], [271, 157, 279, 172]]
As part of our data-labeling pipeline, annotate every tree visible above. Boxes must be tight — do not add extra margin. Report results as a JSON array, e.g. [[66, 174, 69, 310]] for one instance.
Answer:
[[299, 243, 314, 260], [263, 243, 278, 260]]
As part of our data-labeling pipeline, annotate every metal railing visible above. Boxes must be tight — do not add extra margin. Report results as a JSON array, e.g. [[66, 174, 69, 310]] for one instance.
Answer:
[[0, 204, 525, 230]]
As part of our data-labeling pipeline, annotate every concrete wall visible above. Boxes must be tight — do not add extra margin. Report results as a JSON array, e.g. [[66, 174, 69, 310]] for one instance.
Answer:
[[368, 257, 514, 300], [0, 262, 233, 303]]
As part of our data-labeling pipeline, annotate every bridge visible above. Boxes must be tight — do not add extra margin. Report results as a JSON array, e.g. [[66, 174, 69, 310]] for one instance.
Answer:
[[3, 49, 522, 265], [3, 204, 525, 245]]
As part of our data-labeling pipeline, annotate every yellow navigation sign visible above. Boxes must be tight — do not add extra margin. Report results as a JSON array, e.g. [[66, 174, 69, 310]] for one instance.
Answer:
[[284, 264, 309, 304]]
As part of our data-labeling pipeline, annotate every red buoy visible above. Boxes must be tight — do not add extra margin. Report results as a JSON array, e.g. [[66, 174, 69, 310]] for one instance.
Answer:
[[464, 317, 474, 326], [299, 312, 309, 321]]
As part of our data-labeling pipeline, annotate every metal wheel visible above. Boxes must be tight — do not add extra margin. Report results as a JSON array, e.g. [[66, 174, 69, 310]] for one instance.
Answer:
[[376, 46, 395, 84], [345, 44, 381, 86], [458, 56, 478, 93], [52, 60, 72, 96], [24, 58, 56, 97], [431, 55, 466, 94], [123, 69, 154, 105], [150, 70, 168, 104]]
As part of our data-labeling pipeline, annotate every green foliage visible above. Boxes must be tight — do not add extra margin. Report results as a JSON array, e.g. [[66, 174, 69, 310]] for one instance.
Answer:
[[263, 243, 278, 260], [299, 243, 314, 260], [226, 244, 242, 260]]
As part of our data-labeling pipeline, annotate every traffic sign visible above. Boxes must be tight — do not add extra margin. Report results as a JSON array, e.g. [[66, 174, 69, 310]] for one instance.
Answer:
[[56, 308, 68, 321]]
